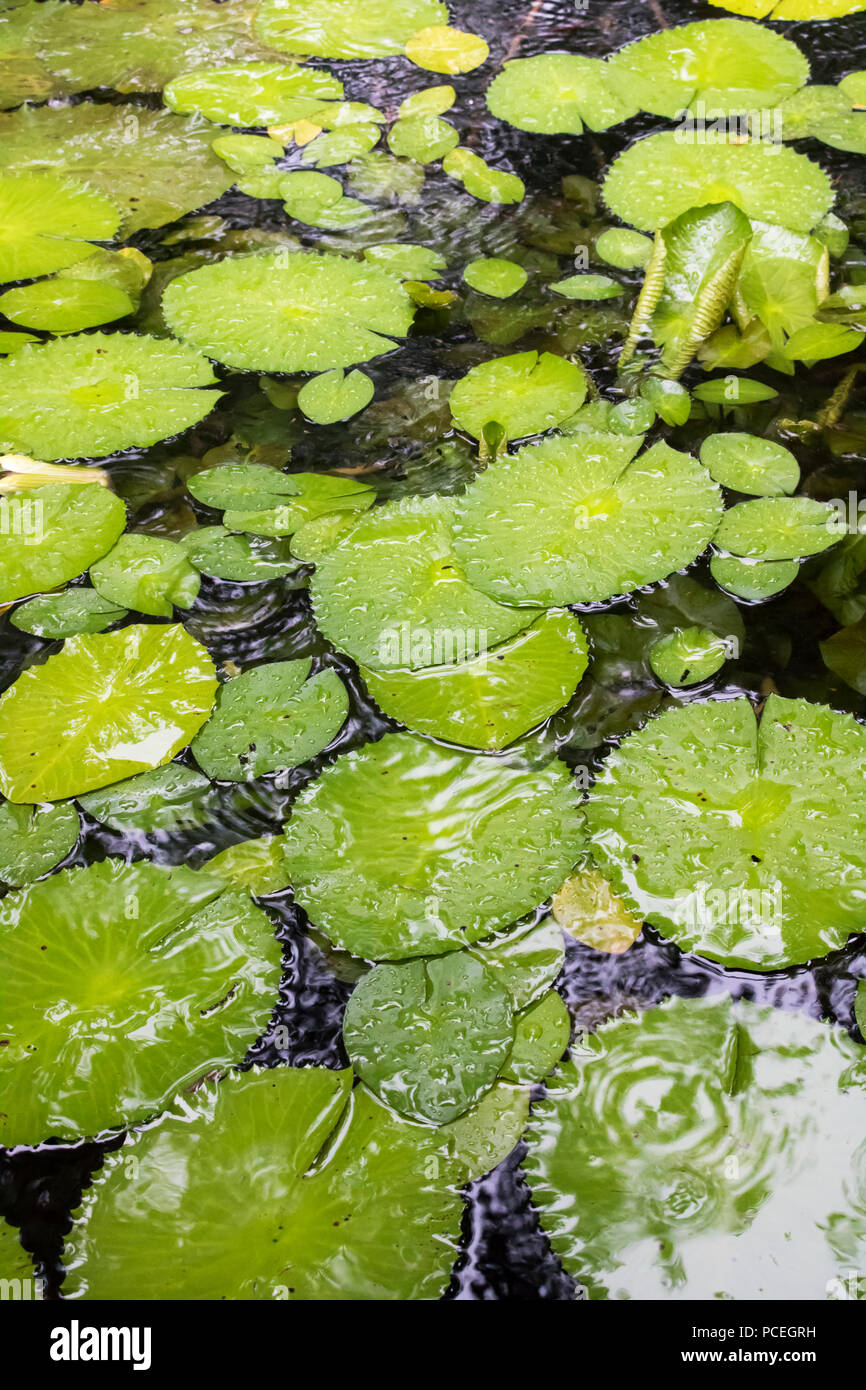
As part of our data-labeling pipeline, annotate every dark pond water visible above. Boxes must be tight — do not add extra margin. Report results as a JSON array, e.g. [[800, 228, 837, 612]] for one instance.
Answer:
[[1, 0, 866, 1301]]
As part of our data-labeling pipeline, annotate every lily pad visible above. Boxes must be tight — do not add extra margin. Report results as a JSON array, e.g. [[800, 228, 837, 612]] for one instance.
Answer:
[[452, 435, 723, 606], [212, 133, 286, 172], [0, 279, 134, 335], [405, 25, 489, 75], [486, 53, 636, 134], [185, 526, 301, 582], [0, 332, 221, 461], [442, 148, 524, 204], [449, 350, 587, 442], [163, 250, 415, 373], [360, 610, 589, 751], [694, 376, 779, 404], [297, 369, 374, 424], [0, 623, 217, 803], [549, 273, 623, 300], [700, 433, 800, 495], [595, 228, 653, 270], [525, 995, 866, 1298], [552, 866, 644, 954], [254, 0, 449, 59], [715, 496, 843, 560], [0, 801, 79, 888], [363, 243, 445, 279], [90, 534, 201, 617], [64, 1064, 528, 1299], [603, 133, 833, 234], [165, 62, 343, 127], [399, 85, 455, 117], [387, 114, 457, 163], [343, 952, 513, 1124], [301, 124, 380, 167], [502, 990, 570, 1085], [283, 732, 582, 959], [0, 859, 281, 1146], [310, 494, 538, 671], [468, 917, 565, 1010], [463, 258, 527, 298], [193, 467, 374, 536], [586, 694, 866, 969], [10, 588, 127, 639], [0, 484, 126, 605], [0, 172, 120, 282], [78, 763, 220, 836], [0, 103, 234, 233], [191, 660, 348, 782], [648, 625, 729, 686], [606, 19, 809, 118], [710, 552, 799, 600]]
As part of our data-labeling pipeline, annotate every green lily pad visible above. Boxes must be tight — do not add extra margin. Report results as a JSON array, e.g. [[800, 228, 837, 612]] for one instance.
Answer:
[[525, 995, 866, 1299], [185, 526, 300, 582], [468, 917, 565, 1010], [0, 623, 217, 803], [840, 69, 866, 104], [715, 496, 843, 560], [310, 494, 538, 671], [784, 321, 864, 362], [552, 866, 644, 954], [0, 332, 221, 461], [387, 114, 458, 163], [449, 350, 587, 442], [0, 801, 79, 888], [399, 85, 455, 117], [710, 552, 799, 600], [607, 19, 809, 118], [595, 228, 653, 270], [301, 124, 380, 167], [549, 273, 623, 300], [0, 332, 37, 355], [212, 132, 286, 172], [0, 172, 120, 282], [0, 1220, 35, 1290], [361, 610, 589, 751], [363, 243, 445, 279], [501, 989, 570, 1085], [463, 258, 527, 298], [442, 148, 524, 204], [223, 477, 374, 537], [452, 435, 723, 606], [343, 952, 514, 1124], [700, 433, 800, 495], [0, 279, 134, 335], [254, 0, 448, 59], [711, 0, 864, 16], [165, 62, 343, 127], [189, 463, 311, 511], [64, 1064, 528, 1299], [649, 625, 729, 686], [586, 693, 866, 969], [163, 250, 415, 373], [0, 484, 126, 605], [298, 369, 374, 424], [639, 376, 691, 426], [90, 534, 201, 617], [0, 103, 234, 233], [693, 376, 779, 404], [856, 978, 866, 1038], [486, 53, 636, 134], [10, 588, 127, 639], [603, 133, 833, 233], [78, 763, 220, 836], [205, 836, 291, 896], [0, 859, 281, 1146], [191, 660, 348, 782], [283, 732, 582, 960]]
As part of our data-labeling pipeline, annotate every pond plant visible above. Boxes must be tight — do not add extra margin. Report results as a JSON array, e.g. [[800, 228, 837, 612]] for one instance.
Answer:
[[0, 0, 865, 1306]]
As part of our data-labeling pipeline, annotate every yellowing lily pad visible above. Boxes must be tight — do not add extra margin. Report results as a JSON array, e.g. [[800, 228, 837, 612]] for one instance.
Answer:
[[586, 694, 866, 969], [405, 25, 489, 74], [0, 859, 281, 1145], [283, 732, 583, 959], [0, 172, 120, 282], [552, 866, 644, 954], [163, 250, 415, 373], [0, 624, 217, 803]]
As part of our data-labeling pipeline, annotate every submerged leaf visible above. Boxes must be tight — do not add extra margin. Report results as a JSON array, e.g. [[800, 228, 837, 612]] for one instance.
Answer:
[[283, 732, 582, 960], [0, 624, 217, 803], [0, 801, 79, 888], [165, 62, 343, 127], [254, 0, 449, 59], [552, 867, 644, 954], [468, 917, 565, 1010]]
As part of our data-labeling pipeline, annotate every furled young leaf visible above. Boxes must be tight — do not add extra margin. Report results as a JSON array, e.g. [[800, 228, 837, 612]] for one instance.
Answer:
[[606, 19, 809, 117], [526, 996, 866, 1299], [254, 0, 449, 58], [165, 62, 343, 126], [90, 534, 201, 617], [452, 434, 722, 606], [700, 432, 800, 495], [0, 484, 126, 605], [0, 333, 221, 461], [449, 351, 587, 442], [603, 133, 833, 234], [0, 624, 217, 803], [552, 866, 644, 954], [0, 860, 281, 1145], [298, 369, 374, 424], [715, 496, 843, 560], [10, 588, 127, 639], [0, 172, 120, 281], [711, 552, 799, 600], [283, 732, 583, 959], [191, 660, 348, 781], [586, 694, 866, 969], [0, 801, 79, 888], [64, 1064, 528, 1299], [487, 53, 636, 134], [310, 494, 538, 670], [361, 610, 589, 751], [79, 763, 220, 835], [185, 526, 300, 582], [344, 952, 513, 1123], [0, 103, 234, 232], [163, 250, 415, 373]]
